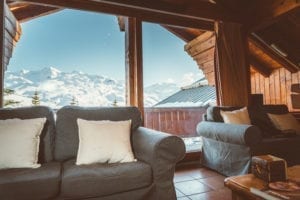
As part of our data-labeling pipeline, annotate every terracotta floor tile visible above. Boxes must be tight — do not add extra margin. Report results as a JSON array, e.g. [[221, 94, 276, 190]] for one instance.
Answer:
[[188, 188, 231, 200], [198, 175, 227, 190], [175, 180, 212, 196], [180, 167, 220, 179]]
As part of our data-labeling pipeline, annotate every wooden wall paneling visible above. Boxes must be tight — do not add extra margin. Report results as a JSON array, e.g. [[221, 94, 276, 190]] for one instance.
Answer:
[[251, 73, 255, 93], [0, 1, 5, 107], [269, 71, 275, 104], [264, 76, 270, 104], [279, 68, 287, 105], [259, 72, 265, 95], [285, 69, 292, 110], [194, 47, 214, 65], [274, 69, 280, 104], [255, 73, 260, 94]]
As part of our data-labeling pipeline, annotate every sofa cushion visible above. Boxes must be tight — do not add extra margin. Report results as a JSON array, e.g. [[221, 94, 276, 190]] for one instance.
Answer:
[[206, 106, 242, 122], [0, 162, 61, 200], [76, 119, 136, 164], [0, 118, 46, 169], [220, 107, 251, 125], [55, 106, 142, 161], [0, 106, 55, 163], [268, 113, 300, 134], [61, 159, 152, 199]]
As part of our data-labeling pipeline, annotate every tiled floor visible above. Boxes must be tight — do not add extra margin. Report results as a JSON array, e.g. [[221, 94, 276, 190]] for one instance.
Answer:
[[174, 166, 232, 200]]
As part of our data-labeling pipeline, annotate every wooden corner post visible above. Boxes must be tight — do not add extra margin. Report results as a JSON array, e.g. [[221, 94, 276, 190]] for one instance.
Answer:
[[124, 17, 144, 118], [0, 0, 5, 108], [214, 21, 251, 106]]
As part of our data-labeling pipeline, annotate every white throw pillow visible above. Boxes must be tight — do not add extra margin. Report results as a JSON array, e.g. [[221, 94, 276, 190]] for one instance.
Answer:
[[0, 118, 46, 169], [76, 119, 136, 165], [268, 113, 300, 134], [220, 107, 251, 125]]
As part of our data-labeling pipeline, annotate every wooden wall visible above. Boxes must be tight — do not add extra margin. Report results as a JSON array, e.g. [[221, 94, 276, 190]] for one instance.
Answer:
[[251, 69, 300, 111], [4, 3, 22, 70], [144, 107, 207, 137]]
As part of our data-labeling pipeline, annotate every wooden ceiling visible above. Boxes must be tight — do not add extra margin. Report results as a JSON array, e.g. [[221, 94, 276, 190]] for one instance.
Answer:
[[5, 0, 300, 77]]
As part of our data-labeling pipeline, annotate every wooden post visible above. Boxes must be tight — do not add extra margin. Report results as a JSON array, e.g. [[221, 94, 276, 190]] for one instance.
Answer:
[[214, 21, 251, 106], [0, 0, 5, 108], [125, 17, 144, 118]]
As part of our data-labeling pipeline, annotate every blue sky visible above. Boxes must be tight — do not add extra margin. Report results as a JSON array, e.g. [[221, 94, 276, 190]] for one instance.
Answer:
[[8, 9, 202, 86]]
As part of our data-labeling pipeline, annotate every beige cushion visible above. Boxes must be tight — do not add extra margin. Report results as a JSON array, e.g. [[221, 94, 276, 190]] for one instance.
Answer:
[[268, 113, 300, 134], [0, 118, 46, 169], [220, 107, 251, 125], [76, 119, 136, 165]]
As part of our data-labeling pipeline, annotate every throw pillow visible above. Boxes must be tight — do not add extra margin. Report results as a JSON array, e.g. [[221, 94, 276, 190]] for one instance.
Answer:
[[76, 119, 136, 165], [220, 107, 251, 125], [267, 113, 300, 134], [0, 118, 46, 169]]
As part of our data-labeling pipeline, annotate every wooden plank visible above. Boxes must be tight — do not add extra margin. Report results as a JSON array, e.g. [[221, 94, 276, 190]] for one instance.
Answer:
[[186, 36, 215, 57], [274, 69, 280, 104], [249, 54, 272, 77], [250, 72, 255, 94], [269, 71, 275, 104], [249, 34, 299, 73], [11, 0, 221, 30], [194, 47, 214, 65], [185, 31, 214, 51], [264, 76, 270, 104], [125, 17, 144, 119], [255, 73, 260, 94], [285, 70, 292, 111], [0, 1, 4, 107], [279, 68, 287, 105], [259, 72, 265, 95]]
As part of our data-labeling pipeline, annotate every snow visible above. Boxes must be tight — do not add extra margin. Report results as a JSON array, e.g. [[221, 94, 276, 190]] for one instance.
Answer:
[[4, 67, 180, 108]]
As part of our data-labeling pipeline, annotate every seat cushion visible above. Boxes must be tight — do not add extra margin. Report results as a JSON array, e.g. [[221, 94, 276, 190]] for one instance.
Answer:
[[0, 162, 61, 200], [61, 159, 152, 199]]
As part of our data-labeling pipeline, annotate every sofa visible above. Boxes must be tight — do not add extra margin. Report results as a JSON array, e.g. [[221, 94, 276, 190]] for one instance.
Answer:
[[197, 104, 300, 176], [0, 106, 185, 200]]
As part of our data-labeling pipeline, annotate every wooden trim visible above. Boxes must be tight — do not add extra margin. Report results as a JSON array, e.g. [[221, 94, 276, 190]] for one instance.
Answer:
[[249, 54, 272, 77], [125, 17, 144, 120], [249, 34, 299, 73], [0, 1, 5, 107], [10, 0, 235, 30]]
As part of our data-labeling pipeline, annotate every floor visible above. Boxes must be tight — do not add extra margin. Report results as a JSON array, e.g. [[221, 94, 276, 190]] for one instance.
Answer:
[[174, 165, 232, 200]]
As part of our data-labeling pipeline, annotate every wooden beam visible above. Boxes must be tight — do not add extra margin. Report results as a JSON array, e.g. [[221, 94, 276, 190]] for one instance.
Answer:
[[10, 0, 237, 30], [162, 25, 206, 42], [0, 1, 5, 107], [250, 33, 299, 73], [12, 5, 61, 22], [249, 54, 273, 77], [125, 17, 144, 119], [249, 0, 300, 31]]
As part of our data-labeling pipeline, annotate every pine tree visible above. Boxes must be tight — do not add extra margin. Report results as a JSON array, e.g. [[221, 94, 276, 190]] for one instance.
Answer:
[[70, 96, 77, 106], [4, 88, 20, 107], [32, 90, 40, 106]]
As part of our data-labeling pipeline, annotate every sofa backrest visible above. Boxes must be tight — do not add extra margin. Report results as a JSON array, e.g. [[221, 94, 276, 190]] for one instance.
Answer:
[[0, 106, 55, 163], [262, 104, 289, 114], [206, 106, 242, 122], [54, 106, 142, 161]]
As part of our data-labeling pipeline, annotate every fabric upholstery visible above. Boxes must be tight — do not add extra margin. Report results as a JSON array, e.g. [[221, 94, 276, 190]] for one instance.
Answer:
[[0, 162, 61, 200], [198, 104, 300, 176], [0, 106, 55, 163], [132, 127, 186, 200], [76, 119, 135, 164], [197, 121, 262, 146], [55, 106, 142, 161], [220, 107, 251, 125], [61, 159, 152, 199], [268, 113, 300, 134], [0, 118, 46, 169]]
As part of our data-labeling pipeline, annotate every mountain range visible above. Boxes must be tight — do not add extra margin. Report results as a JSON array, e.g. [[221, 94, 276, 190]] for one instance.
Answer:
[[4, 67, 180, 108]]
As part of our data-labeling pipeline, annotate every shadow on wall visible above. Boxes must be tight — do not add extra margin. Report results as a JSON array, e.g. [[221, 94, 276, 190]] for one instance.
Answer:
[[291, 84, 300, 109]]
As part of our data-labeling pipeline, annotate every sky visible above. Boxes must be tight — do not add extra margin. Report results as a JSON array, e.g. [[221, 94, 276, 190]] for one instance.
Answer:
[[7, 9, 202, 87]]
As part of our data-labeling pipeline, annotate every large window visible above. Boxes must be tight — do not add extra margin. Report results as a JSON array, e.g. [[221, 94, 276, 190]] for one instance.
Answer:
[[4, 10, 126, 108]]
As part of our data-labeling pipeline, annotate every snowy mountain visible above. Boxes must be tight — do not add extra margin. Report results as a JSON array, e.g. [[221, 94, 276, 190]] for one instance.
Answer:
[[4, 67, 179, 108]]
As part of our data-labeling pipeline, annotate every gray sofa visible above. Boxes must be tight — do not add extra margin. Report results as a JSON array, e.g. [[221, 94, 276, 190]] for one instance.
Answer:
[[197, 104, 300, 176], [0, 106, 185, 200]]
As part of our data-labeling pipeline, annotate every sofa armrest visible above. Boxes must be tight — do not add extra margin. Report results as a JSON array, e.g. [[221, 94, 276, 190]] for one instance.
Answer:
[[197, 121, 262, 146], [132, 127, 185, 181]]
